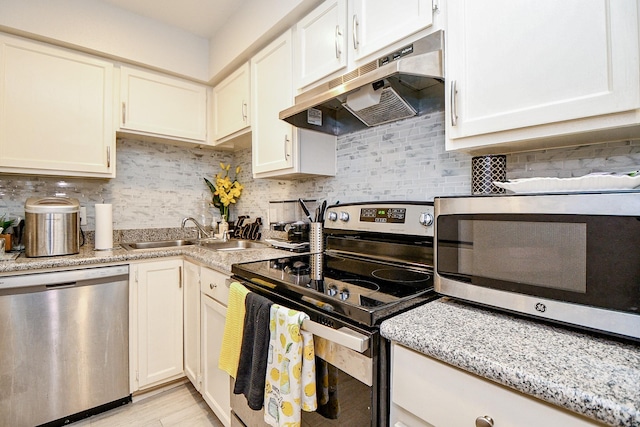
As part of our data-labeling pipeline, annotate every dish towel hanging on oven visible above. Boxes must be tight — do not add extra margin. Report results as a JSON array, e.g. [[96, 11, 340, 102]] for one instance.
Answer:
[[233, 292, 273, 410], [219, 281, 250, 378], [263, 304, 317, 427], [315, 360, 340, 419]]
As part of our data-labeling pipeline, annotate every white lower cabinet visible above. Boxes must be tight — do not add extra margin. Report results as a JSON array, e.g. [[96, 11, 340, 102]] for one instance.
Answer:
[[183, 260, 201, 391], [130, 259, 184, 392], [201, 267, 232, 427], [390, 343, 604, 427]]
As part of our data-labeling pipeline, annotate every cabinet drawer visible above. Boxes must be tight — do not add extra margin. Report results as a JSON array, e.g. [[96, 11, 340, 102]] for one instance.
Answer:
[[200, 267, 230, 306], [391, 344, 604, 427]]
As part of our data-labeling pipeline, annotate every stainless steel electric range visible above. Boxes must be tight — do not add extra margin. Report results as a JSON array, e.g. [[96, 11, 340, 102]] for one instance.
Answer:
[[230, 201, 437, 427]]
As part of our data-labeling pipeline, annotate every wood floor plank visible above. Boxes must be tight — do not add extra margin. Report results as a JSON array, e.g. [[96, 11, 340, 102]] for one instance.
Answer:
[[71, 383, 222, 427]]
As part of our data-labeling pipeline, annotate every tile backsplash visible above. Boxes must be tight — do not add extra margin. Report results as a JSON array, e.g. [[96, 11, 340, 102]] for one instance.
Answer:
[[1, 111, 639, 231], [0, 138, 233, 230]]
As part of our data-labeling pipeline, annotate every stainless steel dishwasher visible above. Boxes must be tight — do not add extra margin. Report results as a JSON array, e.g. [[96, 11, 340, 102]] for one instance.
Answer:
[[0, 265, 131, 427]]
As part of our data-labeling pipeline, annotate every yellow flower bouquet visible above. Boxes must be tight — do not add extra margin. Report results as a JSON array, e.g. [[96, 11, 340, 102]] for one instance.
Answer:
[[204, 163, 243, 222]]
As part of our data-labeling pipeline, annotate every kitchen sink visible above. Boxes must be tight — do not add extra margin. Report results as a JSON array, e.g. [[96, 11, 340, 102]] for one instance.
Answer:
[[198, 239, 267, 251], [120, 239, 196, 250]]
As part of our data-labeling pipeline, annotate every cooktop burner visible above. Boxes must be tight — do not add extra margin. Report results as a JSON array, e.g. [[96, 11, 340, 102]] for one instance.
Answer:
[[232, 201, 437, 326], [232, 252, 434, 326]]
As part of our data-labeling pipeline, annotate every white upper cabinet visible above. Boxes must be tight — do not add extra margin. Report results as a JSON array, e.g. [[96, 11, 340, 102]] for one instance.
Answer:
[[0, 33, 115, 178], [294, 0, 438, 90], [351, 0, 434, 62], [295, 0, 348, 89], [212, 62, 251, 144], [120, 66, 208, 143], [445, 0, 640, 154], [251, 30, 337, 179]]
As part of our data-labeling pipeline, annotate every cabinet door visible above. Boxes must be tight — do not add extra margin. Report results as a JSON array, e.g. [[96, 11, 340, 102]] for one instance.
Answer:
[[446, 0, 640, 148], [120, 66, 207, 141], [0, 34, 114, 177], [295, 0, 348, 89], [391, 344, 604, 427], [213, 62, 250, 142], [352, 0, 434, 62], [183, 261, 201, 391], [136, 260, 184, 388], [201, 293, 230, 427], [252, 30, 337, 179], [251, 31, 295, 175]]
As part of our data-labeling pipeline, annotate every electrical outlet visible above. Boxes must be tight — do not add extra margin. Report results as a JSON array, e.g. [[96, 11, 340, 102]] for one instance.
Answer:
[[80, 206, 87, 226]]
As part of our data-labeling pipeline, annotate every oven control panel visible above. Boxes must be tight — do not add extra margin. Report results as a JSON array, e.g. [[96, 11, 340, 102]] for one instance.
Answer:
[[324, 202, 434, 236]]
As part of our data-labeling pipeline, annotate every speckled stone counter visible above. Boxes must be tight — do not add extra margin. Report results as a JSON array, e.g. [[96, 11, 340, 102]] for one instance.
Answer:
[[0, 242, 293, 275], [380, 298, 640, 427]]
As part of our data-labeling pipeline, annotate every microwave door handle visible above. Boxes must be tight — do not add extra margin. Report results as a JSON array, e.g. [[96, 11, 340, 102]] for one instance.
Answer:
[[301, 319, 369, 353]]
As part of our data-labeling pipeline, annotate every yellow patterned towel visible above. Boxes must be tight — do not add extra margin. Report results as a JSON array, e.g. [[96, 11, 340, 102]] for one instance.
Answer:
[[263, 305, 317, 427], [218, 281, 250, 378]]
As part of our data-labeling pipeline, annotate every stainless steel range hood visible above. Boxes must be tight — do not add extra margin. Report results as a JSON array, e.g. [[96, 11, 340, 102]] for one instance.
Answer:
[[280, 30, 444, 136]]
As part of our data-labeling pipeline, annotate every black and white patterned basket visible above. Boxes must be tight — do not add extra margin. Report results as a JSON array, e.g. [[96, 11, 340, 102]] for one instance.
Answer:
[[471, 155, 507, 195]]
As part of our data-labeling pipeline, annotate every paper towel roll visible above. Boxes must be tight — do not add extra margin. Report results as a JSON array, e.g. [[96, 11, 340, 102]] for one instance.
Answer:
[[95, 204, 113, 250]]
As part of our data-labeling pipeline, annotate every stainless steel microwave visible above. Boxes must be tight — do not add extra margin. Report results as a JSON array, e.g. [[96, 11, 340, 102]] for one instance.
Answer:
[[434, 192, 640, 340]]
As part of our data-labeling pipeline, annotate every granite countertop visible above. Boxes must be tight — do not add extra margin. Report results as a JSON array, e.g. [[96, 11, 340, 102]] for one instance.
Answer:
[[0, 242, 293, 275], [380, 298, 640, 427]]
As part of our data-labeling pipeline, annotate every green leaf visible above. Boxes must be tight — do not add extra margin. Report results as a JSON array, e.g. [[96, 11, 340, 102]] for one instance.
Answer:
[[203, 177, 216, 193]]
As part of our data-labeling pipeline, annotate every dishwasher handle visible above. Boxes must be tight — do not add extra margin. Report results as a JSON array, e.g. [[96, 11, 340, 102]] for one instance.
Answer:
[[46, 282, 78, 290], [0, 265, 129, 291]]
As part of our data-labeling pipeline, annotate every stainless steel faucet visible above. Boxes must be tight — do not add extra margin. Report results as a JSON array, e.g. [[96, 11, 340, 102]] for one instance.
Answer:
[[181, 217, 212, 239]]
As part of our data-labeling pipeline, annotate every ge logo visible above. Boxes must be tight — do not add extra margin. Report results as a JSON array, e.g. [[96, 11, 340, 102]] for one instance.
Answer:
[[535, 303, 547, 313]]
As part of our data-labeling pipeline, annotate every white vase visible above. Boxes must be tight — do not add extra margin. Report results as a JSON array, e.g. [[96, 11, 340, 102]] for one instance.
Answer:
[[217, 220, 229, 239]]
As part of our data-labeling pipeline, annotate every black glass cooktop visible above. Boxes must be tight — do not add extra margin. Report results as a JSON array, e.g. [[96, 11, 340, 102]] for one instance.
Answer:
[[232, 253, 435, 326]]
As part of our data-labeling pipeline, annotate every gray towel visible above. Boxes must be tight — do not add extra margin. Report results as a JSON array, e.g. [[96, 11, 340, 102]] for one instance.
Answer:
[[233, 291, 273, 410]]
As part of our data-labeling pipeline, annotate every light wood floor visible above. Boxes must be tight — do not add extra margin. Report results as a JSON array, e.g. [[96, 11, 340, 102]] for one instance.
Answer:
[[73, 382, 223, 427]]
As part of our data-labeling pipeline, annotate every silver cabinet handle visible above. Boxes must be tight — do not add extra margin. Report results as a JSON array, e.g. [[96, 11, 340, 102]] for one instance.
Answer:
[[475, 416, 494, 427], [335, 25, 342, 59], [122, 102, 126, 125], [107, 146, 111, 168], [352, 14, 359, 50], [242, 101, 247, 122], [178, 266, 182, 288], [450, 80, 458, 126], [284, 135, 290, 160], [209, 283, 216, 289]]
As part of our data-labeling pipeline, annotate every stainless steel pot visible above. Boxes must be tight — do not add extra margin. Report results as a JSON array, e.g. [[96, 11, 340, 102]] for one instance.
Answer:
[[25, 197, 80, 257]]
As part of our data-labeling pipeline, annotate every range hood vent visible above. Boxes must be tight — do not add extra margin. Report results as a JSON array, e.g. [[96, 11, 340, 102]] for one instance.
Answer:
[[280, 30, 444, 136]]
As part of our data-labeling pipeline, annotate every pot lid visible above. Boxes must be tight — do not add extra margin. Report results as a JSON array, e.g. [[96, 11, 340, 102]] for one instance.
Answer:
[[25, 197, 80, 213]]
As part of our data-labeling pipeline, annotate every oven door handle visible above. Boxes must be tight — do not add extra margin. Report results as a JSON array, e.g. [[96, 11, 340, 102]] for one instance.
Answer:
[[301, 319, 369, 353]]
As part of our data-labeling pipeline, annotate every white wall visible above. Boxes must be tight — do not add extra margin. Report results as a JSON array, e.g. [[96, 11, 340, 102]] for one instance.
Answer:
[[0, 0, 210, 81]]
